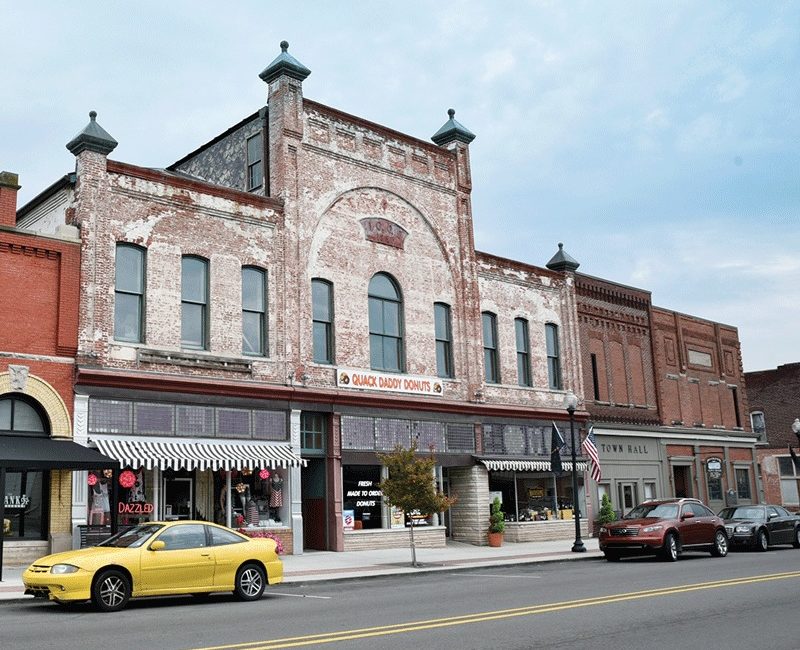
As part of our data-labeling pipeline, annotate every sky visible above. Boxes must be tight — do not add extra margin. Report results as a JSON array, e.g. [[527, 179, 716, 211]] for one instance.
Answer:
[[3, 1, 798, 373]]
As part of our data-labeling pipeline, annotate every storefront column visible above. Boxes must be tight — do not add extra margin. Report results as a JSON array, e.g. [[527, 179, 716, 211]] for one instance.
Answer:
[[71, 395, 90, 546], [290, 409, 304, 554]]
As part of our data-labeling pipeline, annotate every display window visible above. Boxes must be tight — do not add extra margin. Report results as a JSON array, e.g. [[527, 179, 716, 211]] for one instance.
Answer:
[[3, 470, 47, 539], [488, 472, 580, 521], [214, 468, 285, 527], [342, 465, 383, 529]]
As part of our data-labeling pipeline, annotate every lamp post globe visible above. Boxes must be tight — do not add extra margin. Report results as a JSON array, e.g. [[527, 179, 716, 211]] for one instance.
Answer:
[[564, 391, 585, 553], [792, 418, 800, 436]]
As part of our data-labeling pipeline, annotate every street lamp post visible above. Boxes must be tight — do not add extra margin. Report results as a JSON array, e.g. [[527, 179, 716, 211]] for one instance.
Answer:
[[565, 391, 586, 553]]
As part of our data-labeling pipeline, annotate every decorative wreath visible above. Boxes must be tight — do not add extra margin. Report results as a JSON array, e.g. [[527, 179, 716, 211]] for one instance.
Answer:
[[119, 470, 137, 489], [87, 473, 98, 486], [259, 468, 270, 480]]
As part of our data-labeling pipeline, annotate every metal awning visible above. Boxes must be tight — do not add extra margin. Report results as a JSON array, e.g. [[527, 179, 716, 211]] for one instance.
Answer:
[[477, 458, 588, 472], [90, 435, 306, 471], [0, 435, 116, 469]]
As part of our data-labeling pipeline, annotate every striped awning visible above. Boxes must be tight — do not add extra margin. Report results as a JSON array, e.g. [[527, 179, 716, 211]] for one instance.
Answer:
[[478, 458, 588, 472], [90, 435, 306, 471]]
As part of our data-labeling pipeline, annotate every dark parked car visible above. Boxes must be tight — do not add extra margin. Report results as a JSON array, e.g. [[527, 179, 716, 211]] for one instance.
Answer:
[[599, 497, 728, 562], [718, 504, 800, 551]]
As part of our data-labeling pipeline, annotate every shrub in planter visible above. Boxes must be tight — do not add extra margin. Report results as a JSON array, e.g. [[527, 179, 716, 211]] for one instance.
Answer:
[[598, 494, 616, 525]]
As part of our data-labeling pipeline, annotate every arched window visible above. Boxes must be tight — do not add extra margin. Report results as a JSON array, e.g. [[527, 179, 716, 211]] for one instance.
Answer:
[[369, 273, 404, 372], [0, 394, 49, 437]]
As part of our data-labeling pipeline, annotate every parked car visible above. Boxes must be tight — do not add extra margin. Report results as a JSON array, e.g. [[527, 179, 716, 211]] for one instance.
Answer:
[[23, 520, 283, 612], [599, 497, 728, 562], [718, 504, 800, 551]]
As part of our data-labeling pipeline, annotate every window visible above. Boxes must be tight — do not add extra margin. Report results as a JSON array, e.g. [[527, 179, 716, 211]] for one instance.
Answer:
[[301, 412, 326, 453], [434, 303, 453, 378], [368, 273, 404, 372], [242, 267, 267, 356], [312, 279, 334, 364], [482, 312, 500, 384], [778, 457, 800, 505], [209, 526, 245, 546], [515, 318, 531, 387], [114, 243, 145, 343], [0, 395, 47, 435], [181, 256, 208, 349], [643, 482, 656, 500], [735, 467, 752, 500], [730, 386, 742, 427], [590, 353, 600, 401], [750, 411, 765, 440], [545, 323, 562, 390], [246, 133, 263, 191], [157, 524, 207, 550]]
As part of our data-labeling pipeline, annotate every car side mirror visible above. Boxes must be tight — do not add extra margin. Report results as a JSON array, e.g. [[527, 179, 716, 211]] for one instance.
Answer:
[[149, 540, 166, 551], [768, 512, 778, 520], [682, 511, 694, 520]]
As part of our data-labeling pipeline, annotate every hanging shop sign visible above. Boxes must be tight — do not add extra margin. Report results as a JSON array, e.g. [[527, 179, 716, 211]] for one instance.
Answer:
[[336, 368, 443, 397], [706, 457, 723, 480]]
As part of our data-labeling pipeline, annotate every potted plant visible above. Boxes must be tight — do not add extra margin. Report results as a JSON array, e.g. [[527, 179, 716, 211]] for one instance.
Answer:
[[594, 493, 616, 536], [488, 496, 505, 547]]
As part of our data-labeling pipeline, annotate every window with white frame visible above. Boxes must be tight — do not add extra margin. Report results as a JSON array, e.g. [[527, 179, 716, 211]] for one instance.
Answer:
[[778, 457, 800, 505], [750, 411, 766, 441]]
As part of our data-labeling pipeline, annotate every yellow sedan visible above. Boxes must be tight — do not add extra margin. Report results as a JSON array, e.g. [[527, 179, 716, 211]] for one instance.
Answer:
[[23, 520, 283, 611]]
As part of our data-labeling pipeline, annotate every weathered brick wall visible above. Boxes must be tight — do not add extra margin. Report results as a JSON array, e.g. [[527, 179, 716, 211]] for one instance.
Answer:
[[652, 307, 747, 429], [745, 363, 800, 448], [757, 449, 784, 505]]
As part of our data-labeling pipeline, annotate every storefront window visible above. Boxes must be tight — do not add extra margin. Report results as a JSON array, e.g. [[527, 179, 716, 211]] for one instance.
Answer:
[[488, 472, 579, 521], [342, 465, 383, 529], [214, 468, 284, 527], [735, 467, 751, 500], [3, 470, 46, 539]]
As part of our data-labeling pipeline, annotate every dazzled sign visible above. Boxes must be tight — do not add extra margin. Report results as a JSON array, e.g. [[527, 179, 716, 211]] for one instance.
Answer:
[[336, 368, 444, 397]]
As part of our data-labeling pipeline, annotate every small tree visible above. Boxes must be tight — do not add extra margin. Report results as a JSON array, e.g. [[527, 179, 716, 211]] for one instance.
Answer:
[[489, 497, 505, 534], [598, 493, 616, 524], [378, 442, 455, 567]]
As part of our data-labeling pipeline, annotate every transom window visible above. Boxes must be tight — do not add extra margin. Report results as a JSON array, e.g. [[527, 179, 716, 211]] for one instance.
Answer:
[[242, 267, 267, 356], [181, 256, 209, 350], [301, 412, 327, 453], [312, 279, 334, 364], [114, 243, 145, 343], [434, 302, 453, 379], [368, 273, 404, 372], [0, 395, 48, 437], [515, 318, 531, 387], [482, 312, 500, 384]]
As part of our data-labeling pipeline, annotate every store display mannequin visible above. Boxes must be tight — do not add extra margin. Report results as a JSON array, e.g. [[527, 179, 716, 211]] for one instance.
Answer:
[[269, 474, 284, 521], [89, 475, 111, 525]]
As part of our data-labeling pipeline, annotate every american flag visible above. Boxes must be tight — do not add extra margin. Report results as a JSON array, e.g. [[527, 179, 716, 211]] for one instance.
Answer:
[[581, 426, 602, 482]]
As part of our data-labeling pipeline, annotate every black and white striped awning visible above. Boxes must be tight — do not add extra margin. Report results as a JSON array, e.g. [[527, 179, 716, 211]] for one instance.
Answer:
[[90, 435, 306, 471], [478, 458, 588, 472]]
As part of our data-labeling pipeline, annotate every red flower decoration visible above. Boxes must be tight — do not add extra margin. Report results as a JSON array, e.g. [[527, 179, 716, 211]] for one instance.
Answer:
[[259, 469, 270, 480], [87, 473, 98, 486], [119, 470, 136, 489]]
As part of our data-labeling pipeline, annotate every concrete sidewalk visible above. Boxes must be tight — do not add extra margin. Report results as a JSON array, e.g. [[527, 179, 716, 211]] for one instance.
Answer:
[[0, 537, 602, 602]]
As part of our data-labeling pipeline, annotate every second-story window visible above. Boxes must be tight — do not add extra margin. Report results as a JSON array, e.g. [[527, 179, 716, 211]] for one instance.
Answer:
[[242, 267, 267, 356], [482, 312, 500, 384], [369, 273, 404, 372], [114, 243, 145, 343], [312, 279, 334, 364], [246, 133, 263, 191], [515, 317, 531, 387], [181, 256, 208, 350], [434, 302, 453, 378], [546, 323, 562, 390], [750, 411, 766, 441]]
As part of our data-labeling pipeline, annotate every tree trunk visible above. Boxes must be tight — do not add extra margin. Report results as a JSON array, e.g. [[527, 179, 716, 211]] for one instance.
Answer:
[[409, 522, 418, 567]]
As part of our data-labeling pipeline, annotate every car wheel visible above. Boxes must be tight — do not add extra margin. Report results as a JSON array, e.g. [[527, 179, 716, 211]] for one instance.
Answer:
[[92, 569, 131, 612], [755, 529, 769, 552], [661, 532, 679, 562], [711, 529, 729, 557], [793, 527, 800, 549], [604, 551, 621, 562], [234, 563, 265, 601]]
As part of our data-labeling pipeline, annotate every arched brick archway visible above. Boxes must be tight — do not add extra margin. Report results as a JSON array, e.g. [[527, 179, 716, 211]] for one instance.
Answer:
[[0, 371, 72, 439]]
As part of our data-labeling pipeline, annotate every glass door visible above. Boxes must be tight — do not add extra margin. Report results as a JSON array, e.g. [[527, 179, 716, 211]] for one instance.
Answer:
[[163, 475, 193, 520], [618, 482, 638, 515]]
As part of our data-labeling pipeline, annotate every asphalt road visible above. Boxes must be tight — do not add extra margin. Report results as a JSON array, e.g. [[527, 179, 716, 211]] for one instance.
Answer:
[[3, 547, 799, 650]]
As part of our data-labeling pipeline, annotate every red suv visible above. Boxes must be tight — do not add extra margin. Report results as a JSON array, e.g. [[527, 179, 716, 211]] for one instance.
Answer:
[[599, 498, 729, 562]]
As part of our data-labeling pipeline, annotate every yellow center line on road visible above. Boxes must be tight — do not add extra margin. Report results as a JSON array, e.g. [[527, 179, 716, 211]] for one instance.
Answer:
[[193, 570, 800, 650]]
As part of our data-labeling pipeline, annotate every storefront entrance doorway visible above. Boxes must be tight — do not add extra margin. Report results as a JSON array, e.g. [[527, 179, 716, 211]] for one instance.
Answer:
[[302, 458, 326, 550], [673, 465, 692, 498], [163, 472, 194, 520]]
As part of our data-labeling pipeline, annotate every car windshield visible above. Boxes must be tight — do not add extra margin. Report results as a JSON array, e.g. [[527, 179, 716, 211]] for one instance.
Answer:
[[624, 503, 679, 520], [97, 523, 165, 548], [718, 506, 764, 521]]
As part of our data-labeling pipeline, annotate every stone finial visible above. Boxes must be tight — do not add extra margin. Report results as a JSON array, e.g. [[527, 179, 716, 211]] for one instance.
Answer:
[[431, 108, 476, 146], [66, 111, 118, 156], [546, 242, 580, 272], [259, 40, 311, 84]]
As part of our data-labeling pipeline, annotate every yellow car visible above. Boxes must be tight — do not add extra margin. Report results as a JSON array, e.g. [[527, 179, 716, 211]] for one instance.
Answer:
[[23, 520, 283, 611]]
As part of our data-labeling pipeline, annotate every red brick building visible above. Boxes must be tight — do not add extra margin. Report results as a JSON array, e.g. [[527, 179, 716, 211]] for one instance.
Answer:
[[745, 363, 800, 510], [1, 171, 111, 571], [574, 272, 758, 520]]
